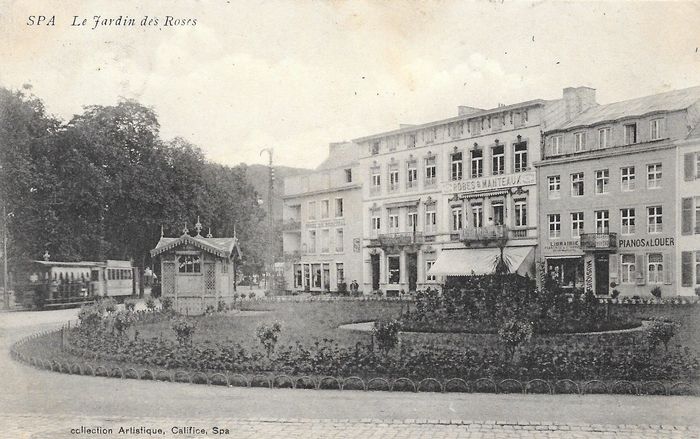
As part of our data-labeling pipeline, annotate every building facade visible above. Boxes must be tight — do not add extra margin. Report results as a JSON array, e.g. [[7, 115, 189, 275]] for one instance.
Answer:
[[353, 88, 596, 295], [678, 135, 700, 296], [282, 142, 363, 293], [537, 86, 700, 297]]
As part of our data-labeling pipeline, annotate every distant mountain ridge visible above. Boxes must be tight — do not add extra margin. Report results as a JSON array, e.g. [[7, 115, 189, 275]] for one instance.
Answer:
[[242, 164, 310, 221]]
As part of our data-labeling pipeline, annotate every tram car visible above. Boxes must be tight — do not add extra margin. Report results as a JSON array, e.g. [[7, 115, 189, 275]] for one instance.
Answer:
[[14, 259, 139, 309]]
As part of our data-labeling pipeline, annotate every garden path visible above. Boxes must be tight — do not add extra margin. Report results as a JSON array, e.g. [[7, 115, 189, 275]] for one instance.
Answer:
[[1, 307, 698, 438]]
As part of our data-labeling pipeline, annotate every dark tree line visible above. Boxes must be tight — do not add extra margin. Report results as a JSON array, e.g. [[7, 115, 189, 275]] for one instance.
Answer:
[[0, 86, 268, 284]]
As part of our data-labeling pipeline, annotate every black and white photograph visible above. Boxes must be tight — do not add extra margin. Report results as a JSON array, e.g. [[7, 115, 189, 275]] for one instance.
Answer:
[[1, 1, 699, 437]]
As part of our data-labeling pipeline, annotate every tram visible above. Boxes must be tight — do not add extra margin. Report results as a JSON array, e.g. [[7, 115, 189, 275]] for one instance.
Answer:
[[14, 259, 139, 309]]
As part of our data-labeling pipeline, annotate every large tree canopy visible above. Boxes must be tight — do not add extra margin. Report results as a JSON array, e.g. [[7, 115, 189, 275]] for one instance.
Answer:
[[0, 87, 267, 278]]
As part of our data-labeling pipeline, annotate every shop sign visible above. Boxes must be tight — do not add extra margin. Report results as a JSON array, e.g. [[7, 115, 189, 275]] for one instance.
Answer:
[[308, 219, 345, 228], [442, 171, 536, 195], [618, 236, 674, 248], [543, 239, 581, 253]]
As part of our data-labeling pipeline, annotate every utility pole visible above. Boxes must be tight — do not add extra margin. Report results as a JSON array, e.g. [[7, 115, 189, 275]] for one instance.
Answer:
[[259, 148, 274, 290]]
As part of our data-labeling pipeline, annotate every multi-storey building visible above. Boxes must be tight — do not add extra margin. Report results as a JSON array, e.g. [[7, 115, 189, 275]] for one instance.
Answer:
[[281, 142, 363, 293], [537, 86, 700, 297], [678, 126, 700, 296], [353, 87, 596, 295]]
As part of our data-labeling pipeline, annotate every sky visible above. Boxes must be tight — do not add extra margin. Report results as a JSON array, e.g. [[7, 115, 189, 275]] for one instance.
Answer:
[[1, 0, 699, 169]]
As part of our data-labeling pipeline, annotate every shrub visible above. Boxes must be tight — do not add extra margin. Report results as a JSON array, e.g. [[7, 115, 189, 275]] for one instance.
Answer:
[[372, 319, 401, 354], [651, 286, 662, 299], [498, 319, 533, 362], [113, 310, 135, 336], [101, 297, 117, 313], [647, 319, 678, 352], [249, 292, 256, 299], [145, 297, 156, 311], [78, 304, 104, 332], [256, 322, 282, 358], [172, 319, 196, 346], [124, 300, 136, 311], [205, 304, 215, 314], [161, 297, 173, 311], [218, 299, 227, 312]]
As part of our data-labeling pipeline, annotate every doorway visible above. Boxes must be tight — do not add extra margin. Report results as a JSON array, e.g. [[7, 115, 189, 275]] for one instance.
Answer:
[[407, 252, 417, 292], [370, 254, 380, 291], [594, 254, 609, 295]]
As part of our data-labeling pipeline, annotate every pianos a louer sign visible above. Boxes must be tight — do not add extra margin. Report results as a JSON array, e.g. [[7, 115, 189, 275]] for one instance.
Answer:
[[442, 171, 537, 195]]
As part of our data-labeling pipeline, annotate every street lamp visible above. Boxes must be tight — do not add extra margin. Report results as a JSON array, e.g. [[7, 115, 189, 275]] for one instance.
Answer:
[[259, 148, 274, 291], [2, 204, 14, 310]]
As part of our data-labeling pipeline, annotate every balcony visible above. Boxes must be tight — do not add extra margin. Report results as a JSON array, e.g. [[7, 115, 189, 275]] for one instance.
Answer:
[[378, 232, 424, 247], [580, 233, 618, 251], [459, 225, 508, 246], [282, 219, 301, 232]]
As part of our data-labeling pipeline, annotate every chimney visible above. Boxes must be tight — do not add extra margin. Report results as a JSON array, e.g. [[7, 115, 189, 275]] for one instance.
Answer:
[[458, 106, 482, 116], [563, 86, 597, 121]]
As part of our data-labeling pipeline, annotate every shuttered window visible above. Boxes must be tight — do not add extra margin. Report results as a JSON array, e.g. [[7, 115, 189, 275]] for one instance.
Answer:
[[681, 198, 694, 235], [685, 153, 697, 181], [681, 251, 693, 287]]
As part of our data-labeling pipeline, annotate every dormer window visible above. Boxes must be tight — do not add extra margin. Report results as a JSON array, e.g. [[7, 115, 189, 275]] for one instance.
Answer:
[[624, 123, 637, 144], [650, 118, 664, 140], [574, 132, 587, 152], [598, 127, 611, 149], [549, 136, 562, 156]]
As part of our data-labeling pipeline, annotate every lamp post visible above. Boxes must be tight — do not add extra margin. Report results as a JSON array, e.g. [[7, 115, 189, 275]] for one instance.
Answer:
[[259, 148, 274, 291], [2, 204, 11, 310]]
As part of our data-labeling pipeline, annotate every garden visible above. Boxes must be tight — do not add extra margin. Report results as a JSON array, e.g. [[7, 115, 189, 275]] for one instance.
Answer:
[[11, 275, 700, 395]]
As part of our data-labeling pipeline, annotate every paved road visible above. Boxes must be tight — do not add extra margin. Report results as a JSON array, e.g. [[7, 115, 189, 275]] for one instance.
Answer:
[[1, 308, 699, 438]]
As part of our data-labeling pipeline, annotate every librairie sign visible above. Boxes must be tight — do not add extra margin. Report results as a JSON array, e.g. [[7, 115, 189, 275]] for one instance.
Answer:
[[442, 171, 536, 195]]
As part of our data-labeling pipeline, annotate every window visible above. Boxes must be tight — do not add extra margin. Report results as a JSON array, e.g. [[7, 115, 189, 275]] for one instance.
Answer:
[[388, 210, 399, 232], [177, 255, 201, 273], [548, 175, 561, 199], [491, 201, 504, 226], [696, 197, 700, 234], [308, 230, 316, 253], [621, 208, 635, 235], [598, 127, 611, 149], [320, 229, 330, 253], [574, 132, 587, 152], [595, 210, 609, 233], [370, 212, 381, 237], [513, 142, 528, 172], [308, 201, 316, 220], [399, 206, 414, 230], [334, 198, 344, 218], [549, 136, 562, 156], [387, 136, 398, 151], [371, 141, 379, 155], [407, 162, 418, 188], [371, 170, 381, 194], [571, 212, 584, 238], [451, 207, 463, 231], [548, 214, 561, 239], [451, 152, 463, 181], [425, 156, 437, 187], [471, 149, 483, 178], [303, 265, 310, 288], [647, 163, 662, 189], [514, 199, 527, 227], [624, 123, 637, 144], [650, 118, 664, 140], [344, 168, 352, 183], [424, 127, 435, 143], [336, 263, 344, 284], [595, 169, 609, 194], [426, 261, 436, 282], [472, 203, 483, 228], [388, 256, 400, 283], [621, 254, 635, 284], [648, 253, 664, 284], [425, 206, 437, 233], [647, 206, 663, 233], [571, 172, 584, 197], [621, 166, 635, 191], [696, 252, 700, 286], [406, 133, 416, 148], [335, 228, 344, 252], [320, 200, 330, 219], [389, 168, 399, 192], [492, 145, 504, 175]]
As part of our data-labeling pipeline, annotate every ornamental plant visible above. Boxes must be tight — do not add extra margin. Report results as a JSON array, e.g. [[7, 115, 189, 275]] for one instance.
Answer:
[[256, 322, 282, 358], [172, 319, 196, 346], [78, 304, 104, 332], [161, 297, 173, 311], [646, 318, 678, 352], [498, 319, 533, 362], [113, 310, 135, 337], [372, 319, 401, 355], [100, 297, 117, 313], [124, 300, 136, 311], [145, 297, 156, 311]]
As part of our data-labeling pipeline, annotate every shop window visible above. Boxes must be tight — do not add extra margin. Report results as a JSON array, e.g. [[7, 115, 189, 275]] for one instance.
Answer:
[[647, 253, 664, 284], [621, 254, 636, 284]]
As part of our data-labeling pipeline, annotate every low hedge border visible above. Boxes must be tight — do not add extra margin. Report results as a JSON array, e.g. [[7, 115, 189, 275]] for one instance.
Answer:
[[10, 329, 698, 397]]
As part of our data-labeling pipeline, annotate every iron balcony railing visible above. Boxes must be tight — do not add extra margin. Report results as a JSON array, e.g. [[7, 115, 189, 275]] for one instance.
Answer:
[[378, 232, 424, 247], [459, 225, 508, 244], [580, 233, 617, 250]]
